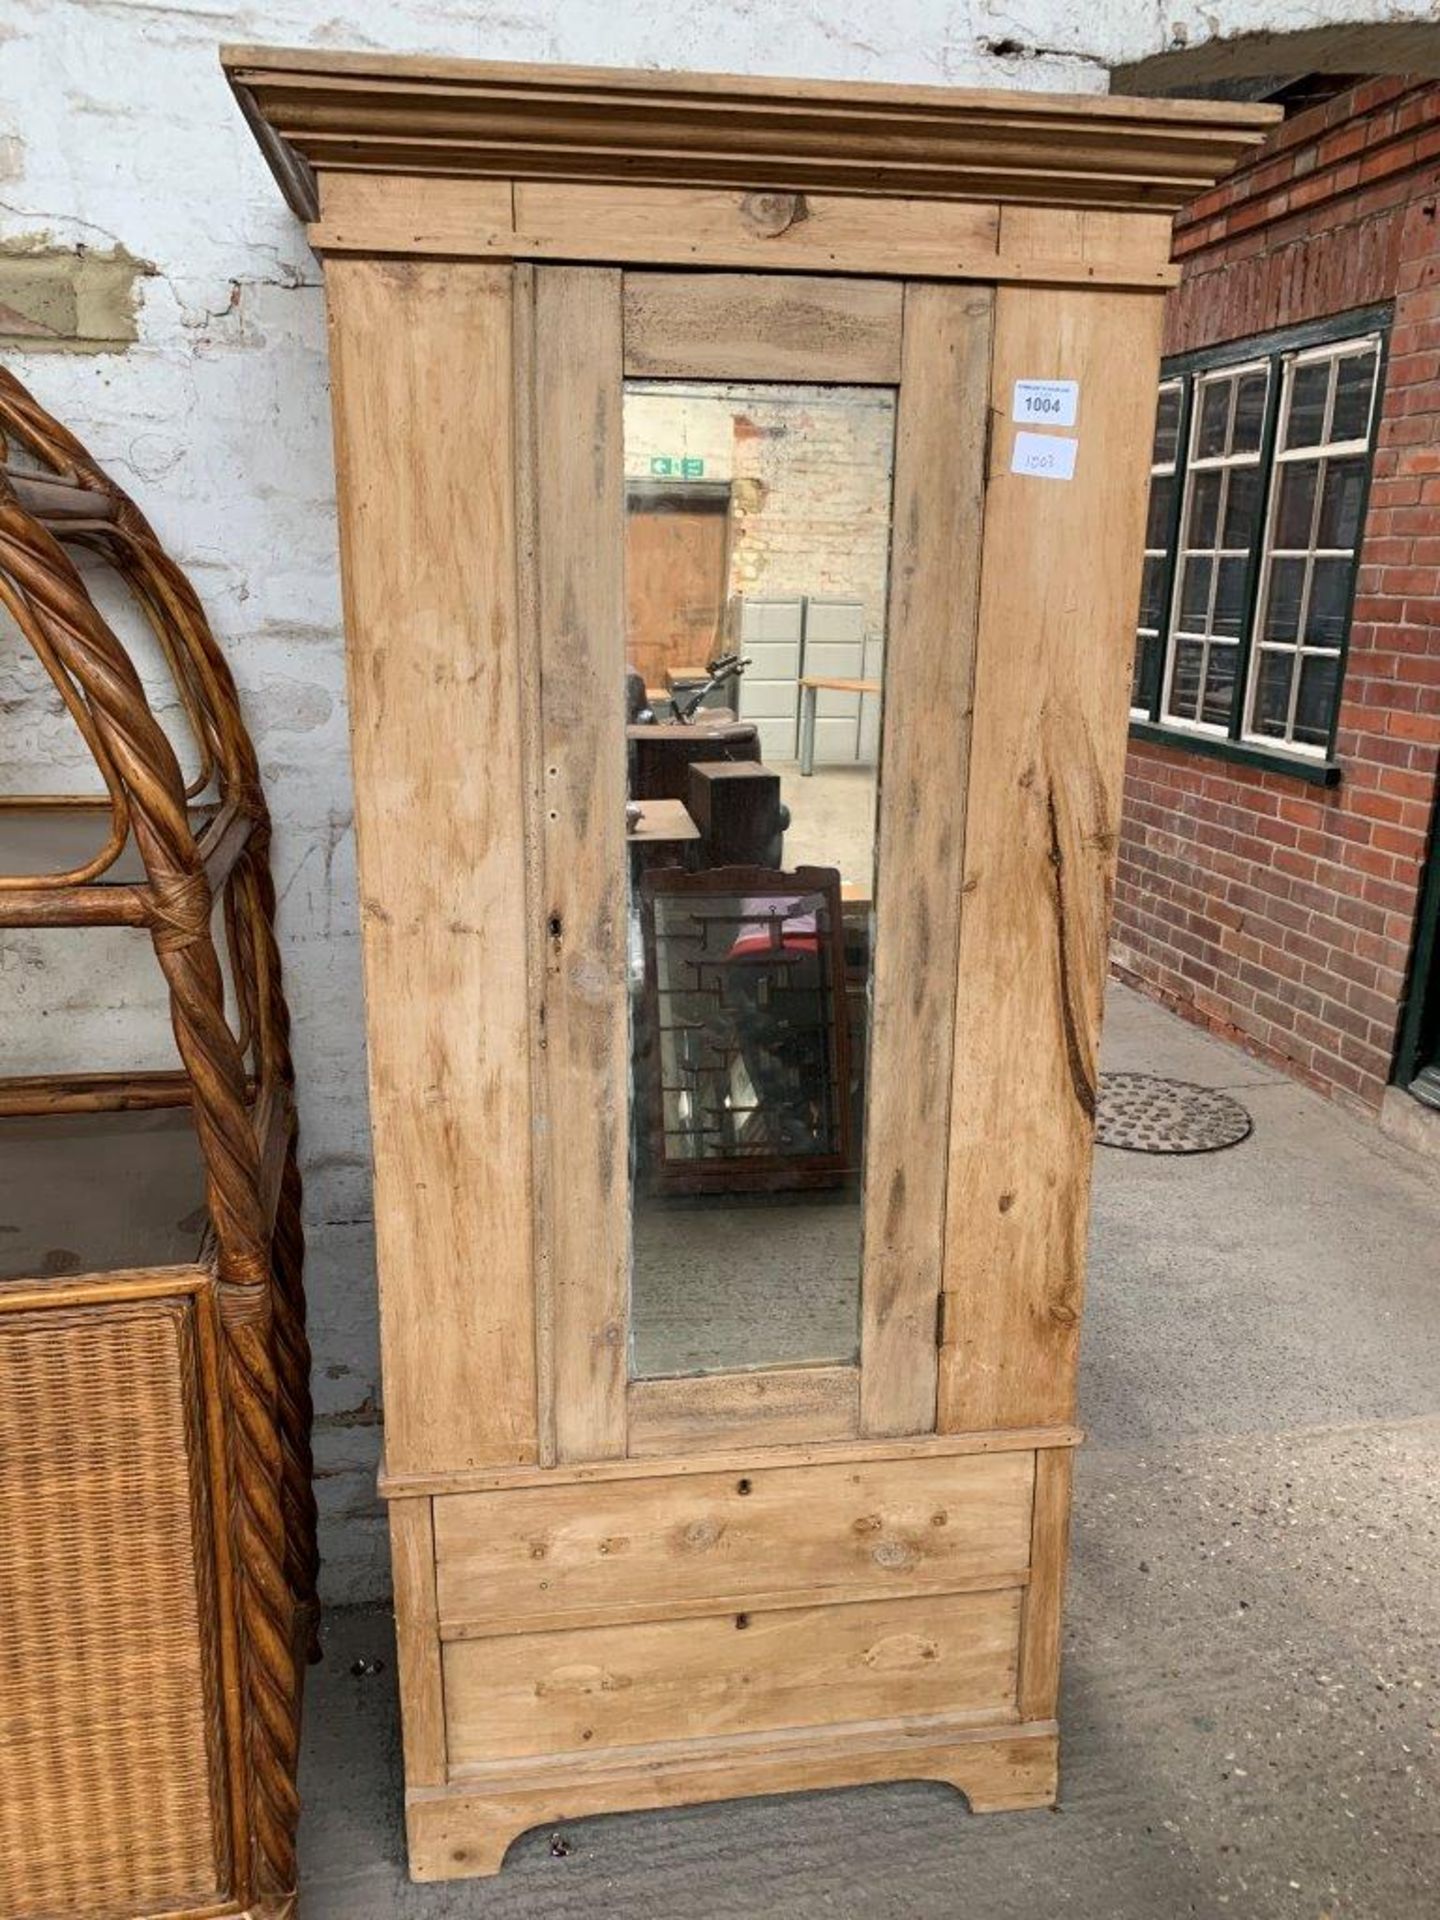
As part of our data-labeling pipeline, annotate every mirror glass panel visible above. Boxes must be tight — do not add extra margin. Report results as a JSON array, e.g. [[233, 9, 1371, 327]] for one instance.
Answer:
[[623, 380, 896, 1379]]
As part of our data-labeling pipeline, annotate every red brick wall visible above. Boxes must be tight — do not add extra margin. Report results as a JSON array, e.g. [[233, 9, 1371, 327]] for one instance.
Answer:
[[1112, 77, 1440, 1113]]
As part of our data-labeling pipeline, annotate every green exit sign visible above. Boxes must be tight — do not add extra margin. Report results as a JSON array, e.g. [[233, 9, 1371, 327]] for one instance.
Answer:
[[649, 455, 706, 478]]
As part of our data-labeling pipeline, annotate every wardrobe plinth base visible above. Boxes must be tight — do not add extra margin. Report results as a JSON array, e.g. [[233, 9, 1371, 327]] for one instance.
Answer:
[[405, 1717, 1059, 1882]]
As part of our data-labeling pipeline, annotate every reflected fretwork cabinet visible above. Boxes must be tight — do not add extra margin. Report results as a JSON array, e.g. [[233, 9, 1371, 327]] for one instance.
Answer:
[[227, 47, 1274, 1881]]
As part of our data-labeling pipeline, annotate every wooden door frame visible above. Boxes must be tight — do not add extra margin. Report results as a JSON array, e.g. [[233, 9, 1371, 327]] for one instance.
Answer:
[[521, 267, 991, 1462]]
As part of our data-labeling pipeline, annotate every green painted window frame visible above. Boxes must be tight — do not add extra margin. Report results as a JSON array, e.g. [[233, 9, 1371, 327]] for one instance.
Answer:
[[1129, 305, 1393, 787]]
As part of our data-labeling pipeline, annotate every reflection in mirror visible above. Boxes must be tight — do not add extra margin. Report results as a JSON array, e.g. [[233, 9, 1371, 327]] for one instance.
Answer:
[[622, 380, 896, 1380]]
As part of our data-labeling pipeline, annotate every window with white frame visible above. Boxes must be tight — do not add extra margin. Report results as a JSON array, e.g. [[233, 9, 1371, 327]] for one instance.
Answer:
[[1131, 378, 1183, 716], [1164, 362, 1269, 732], [1131, 317, 1386, 771], [1246, 339, 1380, 751]]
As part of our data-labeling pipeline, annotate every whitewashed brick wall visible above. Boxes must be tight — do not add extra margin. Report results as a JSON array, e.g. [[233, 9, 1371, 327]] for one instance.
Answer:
[[626, 382, 895, 653]]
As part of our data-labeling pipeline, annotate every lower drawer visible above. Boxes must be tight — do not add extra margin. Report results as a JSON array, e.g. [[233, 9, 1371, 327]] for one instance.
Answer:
[[442, 1587, 1022, 1766]]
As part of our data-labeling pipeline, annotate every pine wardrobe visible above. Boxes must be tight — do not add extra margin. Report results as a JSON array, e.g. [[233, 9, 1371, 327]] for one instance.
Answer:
[[227, 47, 1272, 1882]]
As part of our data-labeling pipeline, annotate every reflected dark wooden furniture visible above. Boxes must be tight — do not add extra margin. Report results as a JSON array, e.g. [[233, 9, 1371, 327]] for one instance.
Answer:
[[687, 760, 785, 867], [0, 370, 313, 1920], [628, 716, 760, 801], [638, 864, 853, 1195]]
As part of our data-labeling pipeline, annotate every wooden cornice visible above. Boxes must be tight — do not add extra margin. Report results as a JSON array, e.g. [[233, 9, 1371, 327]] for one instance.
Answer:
[[222, 46, 1278, 224]]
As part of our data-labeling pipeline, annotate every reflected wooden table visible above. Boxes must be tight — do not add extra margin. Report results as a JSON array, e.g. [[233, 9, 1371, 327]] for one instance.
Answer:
[[626, 798, 701, 845], [798, 675, 881, 775]]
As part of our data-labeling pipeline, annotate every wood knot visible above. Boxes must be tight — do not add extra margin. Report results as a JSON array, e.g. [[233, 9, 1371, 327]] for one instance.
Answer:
[[862, 1632, 940, 1671], [535, 1663, 630, 1698], [739, 191, 807, 237]]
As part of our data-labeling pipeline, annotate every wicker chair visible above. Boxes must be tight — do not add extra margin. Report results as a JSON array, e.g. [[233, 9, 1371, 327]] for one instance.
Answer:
[[0, 367, 314, 1920]]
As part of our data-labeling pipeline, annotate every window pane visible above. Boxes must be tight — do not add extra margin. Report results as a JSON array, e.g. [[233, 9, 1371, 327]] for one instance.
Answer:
[[1252, 651, 1294, 737], [1169, 639, 1204, 719], [1139, 552, 1168, 629], [1132, 630, 1162, 711], [1262, 556, 1305, 642], [1295, 653, 1340, 747], [1146, 473, 1176, 550], [1274, 462, 1318, 549], [1190, 470, 1222, 549], [1306, 557, 1352, 646], [1197, 379, 1231, 457], [1223, 466, 1263, 547], [1331, 349, 1378, 442], [1202, 642, 1238, 726], [1179, 555, 1213, 627], [1285, 361, 1330, 449], [1153, 384, 1182, 465], [1318, 456, 1366, 549], [1212, 555, 1247, 637], [1232, 369, 1268, 453]]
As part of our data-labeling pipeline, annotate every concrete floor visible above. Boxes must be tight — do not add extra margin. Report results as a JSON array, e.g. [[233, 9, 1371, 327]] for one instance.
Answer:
[[632, 1192, 860, 1377], [777, 758, 878, 889], [299, 984, 1440, 1919]]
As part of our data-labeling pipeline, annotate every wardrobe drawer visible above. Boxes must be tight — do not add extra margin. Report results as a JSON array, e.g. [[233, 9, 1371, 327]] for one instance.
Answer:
[[432, 1449, 1034, 1635], [443, 1587, 1023, 1767]]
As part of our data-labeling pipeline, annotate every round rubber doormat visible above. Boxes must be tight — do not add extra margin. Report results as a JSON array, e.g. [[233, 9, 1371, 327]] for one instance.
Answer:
[[1095, 1072, 1254, 1155]]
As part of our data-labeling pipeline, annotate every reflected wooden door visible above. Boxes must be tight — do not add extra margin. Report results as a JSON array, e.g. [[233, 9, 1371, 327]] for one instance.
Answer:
[[624, 481, 731, 689]]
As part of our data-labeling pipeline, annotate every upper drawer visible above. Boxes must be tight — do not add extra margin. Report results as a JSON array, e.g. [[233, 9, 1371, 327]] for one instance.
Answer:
[[433, 1448, 1034, 1635]]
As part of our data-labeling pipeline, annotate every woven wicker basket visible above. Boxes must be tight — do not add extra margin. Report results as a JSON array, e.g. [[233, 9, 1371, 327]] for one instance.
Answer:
[[0, 369, 314, 1919]]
